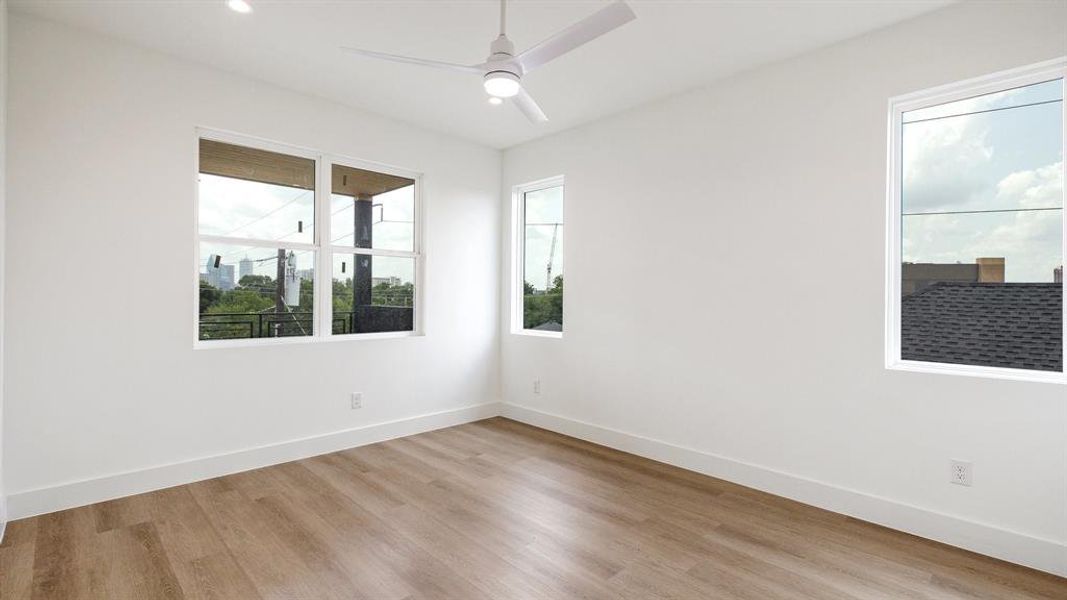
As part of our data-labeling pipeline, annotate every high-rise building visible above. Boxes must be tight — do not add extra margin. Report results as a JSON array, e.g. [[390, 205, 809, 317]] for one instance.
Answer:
[[1056, 265, 1063, 284], [239, 256, 254, 282], [202, 263, 235, 290]]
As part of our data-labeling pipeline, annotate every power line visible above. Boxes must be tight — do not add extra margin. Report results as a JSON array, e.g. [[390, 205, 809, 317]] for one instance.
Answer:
[[903, 98, 1062, 126], [903, 207, 1063, 217], [219, 188, 312, 236]]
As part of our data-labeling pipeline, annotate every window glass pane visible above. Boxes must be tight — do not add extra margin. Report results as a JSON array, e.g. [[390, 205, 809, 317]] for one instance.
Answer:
[[902, 94, 1063, 215], [199, 242, 315, 340], [901, 78, 1063, 372], [331, 254, 415, 334], [198, 141, 315, 244], [523, 186, 564, 332], [331, 164, 415, 251]]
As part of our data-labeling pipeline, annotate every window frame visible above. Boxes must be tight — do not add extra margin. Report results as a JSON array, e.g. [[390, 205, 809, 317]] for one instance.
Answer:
[[193, 128, 424, 349], [884, 58, 1067, 384], [511, 176, 565, 338]]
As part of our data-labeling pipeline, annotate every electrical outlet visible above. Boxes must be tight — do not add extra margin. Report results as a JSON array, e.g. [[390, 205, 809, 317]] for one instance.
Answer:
[[950, 460, 973, 486], [533, 379, 541, 395], [350, 392, 363, 409]]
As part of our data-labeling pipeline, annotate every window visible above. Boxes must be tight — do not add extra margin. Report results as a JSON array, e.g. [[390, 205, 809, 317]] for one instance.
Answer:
[[512, 177, 564, 336], [886, 59, 1066, 382], [329, 163, 417, 335], [196, 132, 420, 345]]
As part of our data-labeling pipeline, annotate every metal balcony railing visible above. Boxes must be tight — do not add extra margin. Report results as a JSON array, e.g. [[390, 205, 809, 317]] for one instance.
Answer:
[[199, 305, 414, 340]]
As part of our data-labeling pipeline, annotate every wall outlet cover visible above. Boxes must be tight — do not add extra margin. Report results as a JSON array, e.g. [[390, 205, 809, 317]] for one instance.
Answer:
[[950, 460, 973, 486]]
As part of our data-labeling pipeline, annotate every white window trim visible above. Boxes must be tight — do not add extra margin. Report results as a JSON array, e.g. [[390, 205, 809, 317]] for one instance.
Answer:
[[193, 127, 424, 349], [511, 175, 565, 338], [885, 57, 1067, 384]]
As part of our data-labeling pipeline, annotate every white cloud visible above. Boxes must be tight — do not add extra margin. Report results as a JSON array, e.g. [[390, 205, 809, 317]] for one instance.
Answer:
[[904, 161, 1063, 282], [902, 112, 995, 213], [994, 161, 1063, 209]]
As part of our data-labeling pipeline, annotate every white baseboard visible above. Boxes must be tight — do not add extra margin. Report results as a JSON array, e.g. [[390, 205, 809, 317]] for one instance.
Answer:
[[8, 400, 1064, 577], [501, 403, 1067, 578], [0, 494, 7, 544], [7, 402, 503, 521]]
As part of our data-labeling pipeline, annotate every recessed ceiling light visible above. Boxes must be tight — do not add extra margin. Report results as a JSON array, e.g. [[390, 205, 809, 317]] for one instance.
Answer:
[[488, 97, 503, 106], [227, 0, 252, 14]]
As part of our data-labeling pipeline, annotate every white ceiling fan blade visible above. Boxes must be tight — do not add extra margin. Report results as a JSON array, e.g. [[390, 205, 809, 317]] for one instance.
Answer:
[[515, 1, 635, 73], [341, 47, 484, 74], [513, 88, 548, 124]]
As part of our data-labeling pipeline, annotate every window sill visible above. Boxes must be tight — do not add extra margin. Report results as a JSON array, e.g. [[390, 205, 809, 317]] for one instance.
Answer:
[[194, 330, 422, 350], [886, 358, 1066, 385], [511, 329, 563, 339]]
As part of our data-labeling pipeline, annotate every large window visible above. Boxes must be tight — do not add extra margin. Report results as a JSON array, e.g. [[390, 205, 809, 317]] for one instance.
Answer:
[[196, 132, 420, 345], [887, 60, 1065, 382], [513, 177, 564, 336]]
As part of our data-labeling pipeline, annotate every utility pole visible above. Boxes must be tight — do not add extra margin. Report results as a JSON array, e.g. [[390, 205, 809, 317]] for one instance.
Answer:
[[274, 248, 285, 336]]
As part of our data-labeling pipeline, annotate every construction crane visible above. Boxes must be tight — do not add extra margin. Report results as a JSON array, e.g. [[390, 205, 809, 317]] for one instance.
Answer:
[[545, 223, 560, 291]]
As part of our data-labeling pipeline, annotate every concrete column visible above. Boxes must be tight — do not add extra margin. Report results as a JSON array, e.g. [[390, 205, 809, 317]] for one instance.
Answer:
[[353, 194, 373, 309]]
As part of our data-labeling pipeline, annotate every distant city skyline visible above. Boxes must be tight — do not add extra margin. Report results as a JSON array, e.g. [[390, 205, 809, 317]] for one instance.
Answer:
[[199, 173, 416, 286]]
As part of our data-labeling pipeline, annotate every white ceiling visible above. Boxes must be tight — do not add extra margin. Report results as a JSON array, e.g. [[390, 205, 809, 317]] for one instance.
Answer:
[[12, 0, 951, 148]]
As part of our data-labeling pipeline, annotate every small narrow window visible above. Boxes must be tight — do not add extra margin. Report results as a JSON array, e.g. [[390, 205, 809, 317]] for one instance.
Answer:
[[513, 178, 564, 336], [887, 60, 1066, 382]]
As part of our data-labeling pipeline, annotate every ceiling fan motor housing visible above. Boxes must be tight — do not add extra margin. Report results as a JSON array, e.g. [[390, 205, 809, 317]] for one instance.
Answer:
[[486, 35, 520, 76]]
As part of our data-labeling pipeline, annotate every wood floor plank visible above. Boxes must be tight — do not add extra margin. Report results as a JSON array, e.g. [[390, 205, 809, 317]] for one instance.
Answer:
[[0, 521, 37, 600], [184, 552, 263, 600], [185, 486, 329, 600], [0, 417, 1063, 599]]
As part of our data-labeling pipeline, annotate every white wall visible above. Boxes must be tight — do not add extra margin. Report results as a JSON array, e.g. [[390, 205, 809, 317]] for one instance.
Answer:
[[0, 0, 8, 536], [4, 14, 501, 516], [501, 1, 1067, 576]]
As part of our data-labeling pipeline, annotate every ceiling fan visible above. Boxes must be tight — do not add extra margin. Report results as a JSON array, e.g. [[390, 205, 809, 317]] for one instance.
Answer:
[[341, 0, 636, 123]]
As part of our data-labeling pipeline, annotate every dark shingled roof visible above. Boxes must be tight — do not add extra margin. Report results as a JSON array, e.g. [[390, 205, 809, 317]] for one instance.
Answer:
[[901, 282, 1062, 372]]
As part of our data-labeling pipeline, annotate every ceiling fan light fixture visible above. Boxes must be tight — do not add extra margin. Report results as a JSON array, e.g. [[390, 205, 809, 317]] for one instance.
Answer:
[[227, 0, 252, 14], [340, 0, 636, 123], [483, 71, 520, 98]]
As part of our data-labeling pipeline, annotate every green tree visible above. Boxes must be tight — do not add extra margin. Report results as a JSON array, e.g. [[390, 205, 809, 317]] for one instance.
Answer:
[[199, 280, 221, 313], [332, 277, 354, 312], [298, 278, 314, 310], [238, 274, 274, 290], [208, 289, 274, 315], [373, 282, 414, 307], [524, 275, 563, 329], [199, 288, 274, 340]]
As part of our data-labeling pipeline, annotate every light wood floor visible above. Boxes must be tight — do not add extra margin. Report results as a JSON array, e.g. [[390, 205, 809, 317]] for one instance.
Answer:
[[1, 418, 1064, 599]]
